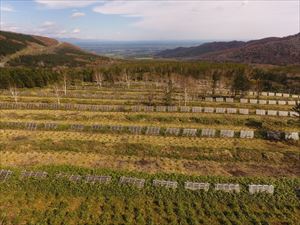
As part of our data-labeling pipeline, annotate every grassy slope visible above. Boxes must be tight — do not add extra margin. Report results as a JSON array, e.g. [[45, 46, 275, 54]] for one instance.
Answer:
[[8, 43, 108, 67], [0, 31, 47, 57], [0, 31, 109, 67], [0, 86, 299, 178], [0, 85, 299, 224]]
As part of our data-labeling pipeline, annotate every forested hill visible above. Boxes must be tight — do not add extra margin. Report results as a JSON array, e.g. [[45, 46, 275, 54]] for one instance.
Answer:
[[157, 41, 245, 58], [157, 33, 300, 65], [0, 30, 110, 67]]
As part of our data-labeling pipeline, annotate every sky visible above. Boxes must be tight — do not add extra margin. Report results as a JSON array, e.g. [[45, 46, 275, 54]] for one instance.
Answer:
[[0, 0, 299, 41]]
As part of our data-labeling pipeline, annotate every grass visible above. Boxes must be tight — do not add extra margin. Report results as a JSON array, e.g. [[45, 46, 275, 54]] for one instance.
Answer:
[[0, 128, 299, 151], [0, 92, 296, 110], [0, 165, 299, 225], [0, 109, 299, 131], [0, 84, 299, 224], [0, 129, 299, 177], [1, 136, 299, 162]]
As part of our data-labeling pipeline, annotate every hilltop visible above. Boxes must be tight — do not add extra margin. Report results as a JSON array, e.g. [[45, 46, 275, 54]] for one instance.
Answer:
[[0, 30, 110, 67], [157, 33, 300, 65]]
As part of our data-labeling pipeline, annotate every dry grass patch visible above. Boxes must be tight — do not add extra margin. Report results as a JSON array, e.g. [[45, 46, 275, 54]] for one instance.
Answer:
[[0, 151, 299, 177], [0, 129, 299, 153]]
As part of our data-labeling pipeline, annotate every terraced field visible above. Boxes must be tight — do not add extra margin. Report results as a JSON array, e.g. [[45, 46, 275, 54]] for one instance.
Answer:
[[0, 84, 299, 224]]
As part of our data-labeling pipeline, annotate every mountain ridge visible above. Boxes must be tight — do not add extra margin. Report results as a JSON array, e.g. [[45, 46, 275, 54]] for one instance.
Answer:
[[157, 33, 300, 65]]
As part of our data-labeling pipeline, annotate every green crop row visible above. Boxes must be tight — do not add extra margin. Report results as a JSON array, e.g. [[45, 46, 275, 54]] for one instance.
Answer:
[[0, 165, 299, 225]]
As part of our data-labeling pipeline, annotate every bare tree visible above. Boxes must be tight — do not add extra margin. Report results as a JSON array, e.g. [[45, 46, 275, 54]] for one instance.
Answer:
[[143, 72, 149, 88], [155, 80, 159, 88], [251, 69, 264, 98], [9, 86, 19, 103], [123, 69, 131, 88], [53, 85, 61, 105], [183, 86, 188, 106], [179, 67, 188, 106], [63, 73, 68, 96], [94, 69, 103, 88], [212, 70, 221, 96], [163, 74, 174, 106], [177, 75, 194, 107], [254, 78, 262, 99], [146, 88, 156, 106], [56, 67, 68, 95]]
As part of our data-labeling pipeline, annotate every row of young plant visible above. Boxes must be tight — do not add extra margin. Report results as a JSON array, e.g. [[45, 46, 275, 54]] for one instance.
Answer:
[[0, 101, 295, 117], [2, 87, 300, 103], [1, 170, 299, 225], [1, 110, 297, 130], [1, 166, 299, 197], [0, 121, 299, 141], [2, 136, 299, 165]]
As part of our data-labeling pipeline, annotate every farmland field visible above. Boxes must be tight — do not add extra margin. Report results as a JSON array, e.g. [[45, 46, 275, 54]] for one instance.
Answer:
[[1, 3, 300, 224], [0, 84, 299, 225]]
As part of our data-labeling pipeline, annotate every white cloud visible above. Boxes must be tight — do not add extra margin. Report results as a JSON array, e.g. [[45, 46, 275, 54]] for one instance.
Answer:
[[72, 28, 81, 33], [93, 0, 299, 40], [71, 12, 85, 18], [37, 22, 81, 37], [35, 0, 97, 9], [1, 21, 83, 39], [1, 21, 20, 33], [242, 0, 249, 6], [0, 5, 15, 12], [59, 30, 67, 34], [3, 0, 298, 41], [42, 21, 55, 27], [1, 24, 20, 32]]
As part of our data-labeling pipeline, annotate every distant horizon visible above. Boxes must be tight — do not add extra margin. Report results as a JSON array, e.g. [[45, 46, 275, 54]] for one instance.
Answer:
[[1, 29, 298, 44], [59, 32, 299, 43]]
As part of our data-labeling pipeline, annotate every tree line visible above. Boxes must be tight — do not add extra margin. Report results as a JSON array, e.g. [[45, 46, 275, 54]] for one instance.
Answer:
[[0, 67, 94, 89], [0, 61, 299, 94]]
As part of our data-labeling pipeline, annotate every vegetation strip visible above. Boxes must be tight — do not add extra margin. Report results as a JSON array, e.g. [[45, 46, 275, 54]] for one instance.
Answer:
[[0, 102, 297, 118], [1, 120, 299, 140], [2, 168, 297, 196]]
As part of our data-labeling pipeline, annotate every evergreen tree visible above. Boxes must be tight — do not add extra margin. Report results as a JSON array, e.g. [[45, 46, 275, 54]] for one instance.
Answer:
[[232, 70, 250, 95]]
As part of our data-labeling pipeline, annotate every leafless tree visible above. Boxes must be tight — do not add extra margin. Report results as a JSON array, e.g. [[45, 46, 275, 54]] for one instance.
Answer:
[[9, 86, 19, 103], [177, 75, 195, 106], [63, 73, 68, 96], [56, 66, 68, 95], [211, 70, 221, 96], [123, 69, 131, 88], [53, 85, 61, 105], [251, 69, 264, 98], [94, 69, 103, 88], [145, 88, 156, 106], [254, 78, 262, 98]]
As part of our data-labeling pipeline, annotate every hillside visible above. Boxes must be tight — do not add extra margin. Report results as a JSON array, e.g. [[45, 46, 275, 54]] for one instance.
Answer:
[[0, 81, 299, 224], [157, 33, 300, 65], [0, 30, 110, 67], [157, 41, 245, 58]]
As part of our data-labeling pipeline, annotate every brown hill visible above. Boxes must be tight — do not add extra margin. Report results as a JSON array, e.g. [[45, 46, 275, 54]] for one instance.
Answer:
[[157, 41, 245, 58], [32, 35, 60, 47], [157, 33, 300, 65], [0, 30, 110, 67]]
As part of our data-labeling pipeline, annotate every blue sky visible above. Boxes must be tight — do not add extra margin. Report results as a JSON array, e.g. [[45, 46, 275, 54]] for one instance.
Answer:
[[1, 0, 299, 41]]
